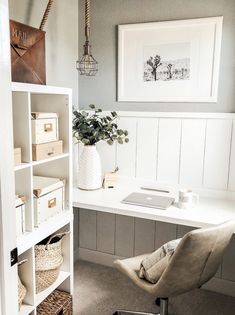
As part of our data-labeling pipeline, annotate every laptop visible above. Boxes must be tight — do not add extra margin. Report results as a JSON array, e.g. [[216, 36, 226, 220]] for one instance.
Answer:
[[121, 192, 175, 210]]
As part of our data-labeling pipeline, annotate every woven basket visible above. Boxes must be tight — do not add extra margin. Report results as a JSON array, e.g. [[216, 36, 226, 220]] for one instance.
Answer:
[[18, 260, 27, 310], [35, 232, 68, 293], [18, 276, 27, 310], [37, 289, 72, 314]]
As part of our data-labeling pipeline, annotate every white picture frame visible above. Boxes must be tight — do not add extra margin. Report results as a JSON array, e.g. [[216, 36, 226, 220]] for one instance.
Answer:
[[118, 17, 223, 103]]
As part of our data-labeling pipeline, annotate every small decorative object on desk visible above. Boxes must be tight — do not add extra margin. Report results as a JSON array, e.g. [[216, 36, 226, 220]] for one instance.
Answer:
[[178, 189, 199, 209], [103, 167, 119, 188], [35, 232, 69, 293], [73, 104, 129, 190], [37, 289, 72, 315]]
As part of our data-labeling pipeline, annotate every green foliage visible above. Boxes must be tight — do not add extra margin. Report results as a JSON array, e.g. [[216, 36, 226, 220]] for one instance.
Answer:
[[73, 105, 129, 146]]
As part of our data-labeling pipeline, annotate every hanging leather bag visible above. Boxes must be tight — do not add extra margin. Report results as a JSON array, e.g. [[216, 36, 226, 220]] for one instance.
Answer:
[[10, 20, 46, 84], [10, 0, 54, 85]]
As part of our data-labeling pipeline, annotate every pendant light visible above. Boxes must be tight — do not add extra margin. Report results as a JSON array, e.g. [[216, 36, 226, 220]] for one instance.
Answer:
[[77, 0, 98, 76]]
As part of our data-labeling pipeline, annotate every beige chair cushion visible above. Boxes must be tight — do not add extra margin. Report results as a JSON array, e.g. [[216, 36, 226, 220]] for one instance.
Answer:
[[139, 239, 181, 283]]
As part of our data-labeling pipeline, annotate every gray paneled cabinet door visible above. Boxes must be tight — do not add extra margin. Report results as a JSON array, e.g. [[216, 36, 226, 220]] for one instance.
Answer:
[[155, 222, 177, 249], [134, 218, 155, 255], [79, 209, 97, 250], [97, 212, 115, 254], [115, 215, 135, 257]]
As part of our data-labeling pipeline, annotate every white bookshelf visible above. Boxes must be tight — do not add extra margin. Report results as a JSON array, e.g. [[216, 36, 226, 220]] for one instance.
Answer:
[[12, 82, 73, 315]]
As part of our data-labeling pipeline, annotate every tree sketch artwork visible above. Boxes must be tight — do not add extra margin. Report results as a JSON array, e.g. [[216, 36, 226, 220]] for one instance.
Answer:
[[143, 43, 190, 82]]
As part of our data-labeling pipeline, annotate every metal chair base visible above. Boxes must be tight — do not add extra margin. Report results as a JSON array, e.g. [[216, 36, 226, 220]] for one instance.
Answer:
[[113, 298, 168, 315], [113, 312, 159, 315]]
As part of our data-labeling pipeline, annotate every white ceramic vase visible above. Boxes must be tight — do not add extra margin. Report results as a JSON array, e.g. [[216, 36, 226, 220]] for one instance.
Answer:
[[78, 145, 102, 190]]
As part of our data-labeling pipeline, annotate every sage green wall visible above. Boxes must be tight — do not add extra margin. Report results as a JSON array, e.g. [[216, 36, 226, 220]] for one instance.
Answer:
[[79, 0, 235, 112], [9, 0, 79, 107]]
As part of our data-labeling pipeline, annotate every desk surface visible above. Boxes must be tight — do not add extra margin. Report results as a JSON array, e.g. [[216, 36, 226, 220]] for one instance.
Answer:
[[73, 182, 235, 228]]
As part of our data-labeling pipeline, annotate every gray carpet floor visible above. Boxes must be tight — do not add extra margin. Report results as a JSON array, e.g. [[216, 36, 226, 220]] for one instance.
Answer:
[[74, 260, 235, 315]]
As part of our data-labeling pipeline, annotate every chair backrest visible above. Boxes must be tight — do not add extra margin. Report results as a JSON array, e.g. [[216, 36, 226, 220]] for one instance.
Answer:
[[155, 220, 235, 297]]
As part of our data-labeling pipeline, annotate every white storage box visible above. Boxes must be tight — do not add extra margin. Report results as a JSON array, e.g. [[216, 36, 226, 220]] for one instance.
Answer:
[[33, 176, 65, 227], [32, 140, 63, 161], [15, 195, 26, 237], [31, 112, 59, 145]]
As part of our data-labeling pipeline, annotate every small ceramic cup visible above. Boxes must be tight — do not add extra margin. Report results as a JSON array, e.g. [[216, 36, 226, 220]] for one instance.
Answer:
[[178, 189, 199, 209]]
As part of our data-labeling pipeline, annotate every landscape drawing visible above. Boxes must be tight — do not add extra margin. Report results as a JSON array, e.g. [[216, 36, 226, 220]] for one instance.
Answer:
[[143, 43, 190, 82]]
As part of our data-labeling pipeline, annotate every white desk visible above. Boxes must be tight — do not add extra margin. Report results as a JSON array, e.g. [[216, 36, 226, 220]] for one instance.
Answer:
[[73, 181, 235, 297], [73, 182, 235, 228]]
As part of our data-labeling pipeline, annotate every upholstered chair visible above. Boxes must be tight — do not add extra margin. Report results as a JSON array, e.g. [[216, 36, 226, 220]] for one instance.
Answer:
[[113, 220, 235, 315]]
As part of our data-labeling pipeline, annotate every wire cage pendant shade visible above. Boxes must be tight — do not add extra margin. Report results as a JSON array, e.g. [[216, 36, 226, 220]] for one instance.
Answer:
[[77, 42, 98, 76], [77, 0, 98, 76]]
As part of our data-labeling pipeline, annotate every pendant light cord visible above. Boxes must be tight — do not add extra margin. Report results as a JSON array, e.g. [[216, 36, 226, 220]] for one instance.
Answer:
[[85, 0, 90, 41]]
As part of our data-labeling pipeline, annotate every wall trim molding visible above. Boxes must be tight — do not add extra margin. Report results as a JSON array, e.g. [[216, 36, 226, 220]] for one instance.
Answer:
[[76, 247, 235, 298], [86, 110, 235, 119]]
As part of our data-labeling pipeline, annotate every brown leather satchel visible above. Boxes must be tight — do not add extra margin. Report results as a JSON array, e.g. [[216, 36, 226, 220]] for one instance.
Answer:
[[10, 20, 46, 85]]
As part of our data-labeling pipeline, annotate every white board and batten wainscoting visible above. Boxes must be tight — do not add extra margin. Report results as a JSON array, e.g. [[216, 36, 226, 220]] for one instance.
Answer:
[[75, 111, 235, 297], [96, 111, 235, 192]]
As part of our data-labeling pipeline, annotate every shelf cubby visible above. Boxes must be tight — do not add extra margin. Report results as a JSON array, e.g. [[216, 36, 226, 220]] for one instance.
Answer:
[[17, 207, 72, 256], [35, 223, 72, 306], [33, 156, 71, 210], [31, 93, 71, 154], [18, 248, 35, 312], [35, 271, 71, 307], [12, 92, 32, 163], [15, 167, 33, 232]]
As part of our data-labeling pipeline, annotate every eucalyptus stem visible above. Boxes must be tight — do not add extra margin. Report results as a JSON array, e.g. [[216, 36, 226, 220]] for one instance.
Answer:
[[73, 104, 129, 146]]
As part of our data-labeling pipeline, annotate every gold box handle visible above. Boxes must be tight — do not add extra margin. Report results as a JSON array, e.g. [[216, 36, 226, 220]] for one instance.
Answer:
[[44, 123, 53, 132], [48, 198, 56, 208]]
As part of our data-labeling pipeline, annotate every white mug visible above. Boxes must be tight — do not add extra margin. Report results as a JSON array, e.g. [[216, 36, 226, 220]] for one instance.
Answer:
[[178, 189, 199, 209]]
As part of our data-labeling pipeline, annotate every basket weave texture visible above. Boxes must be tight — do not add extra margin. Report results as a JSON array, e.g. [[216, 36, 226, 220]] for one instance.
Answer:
[[18, 259, 27, 310], [37, 289, 72, 314], [35, 236, 64, 293], [18, 276, 27, 310]]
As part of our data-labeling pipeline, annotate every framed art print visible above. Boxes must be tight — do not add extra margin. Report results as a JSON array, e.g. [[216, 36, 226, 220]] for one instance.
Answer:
[[118, 17, 223, 102]]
